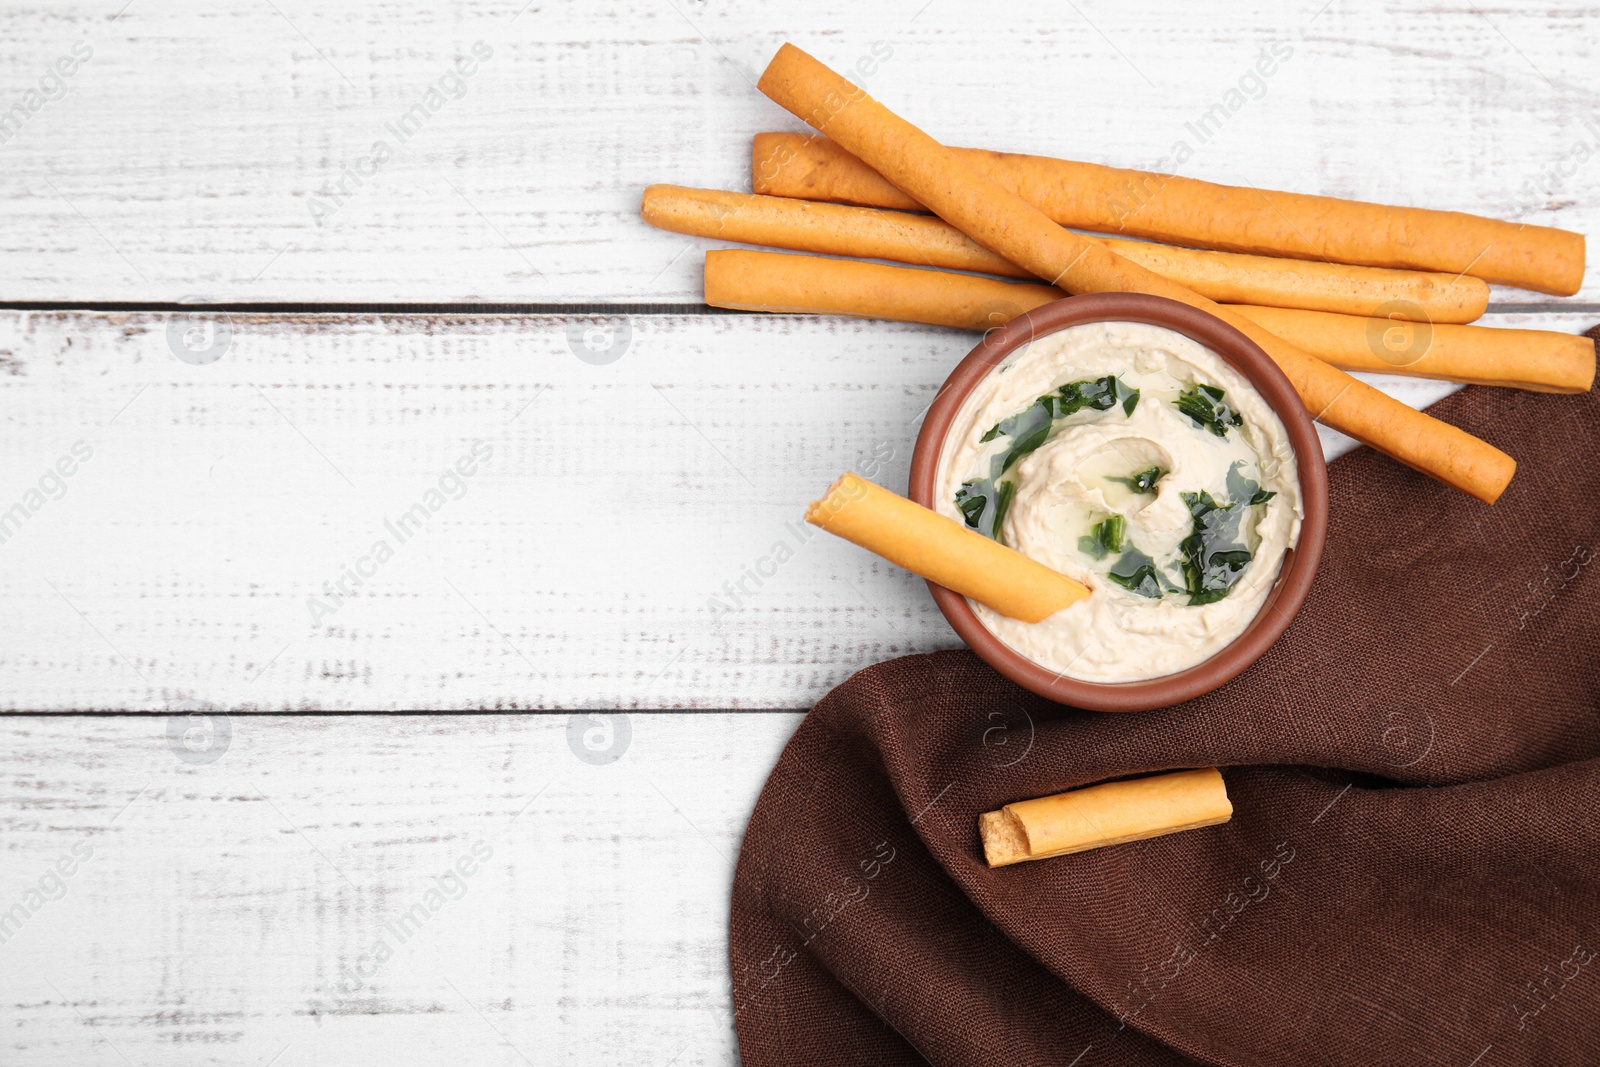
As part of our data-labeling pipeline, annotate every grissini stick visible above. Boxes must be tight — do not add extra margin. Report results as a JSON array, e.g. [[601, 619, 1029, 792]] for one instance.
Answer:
[[645, 183, 1490, 323], [980, 768, 1233, 867], [805, 473, 1090, 623], [752, 130, 1585, 297], [755, 44, 1515, 504], [704, 249, 1061, 331], [704, 249, 1593, 395], [644, 183, 1030, 278], [1229, 304, 1596, 395], [1107, 238, 1487, 324]]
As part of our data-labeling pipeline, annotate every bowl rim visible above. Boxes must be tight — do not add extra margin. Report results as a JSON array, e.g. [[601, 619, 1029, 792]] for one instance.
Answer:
[[908, 292, 1330, 713]]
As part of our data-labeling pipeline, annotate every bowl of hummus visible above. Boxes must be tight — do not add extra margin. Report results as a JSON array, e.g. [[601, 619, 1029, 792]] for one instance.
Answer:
[[910, 293, 1328, 712]]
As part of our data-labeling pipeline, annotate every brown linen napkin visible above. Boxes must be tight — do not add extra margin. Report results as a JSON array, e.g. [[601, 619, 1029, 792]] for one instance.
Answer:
[[731, 347, 1600, 1066]]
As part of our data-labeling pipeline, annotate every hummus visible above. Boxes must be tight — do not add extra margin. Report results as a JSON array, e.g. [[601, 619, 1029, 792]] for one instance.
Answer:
[[935, 320, 1302, 682]]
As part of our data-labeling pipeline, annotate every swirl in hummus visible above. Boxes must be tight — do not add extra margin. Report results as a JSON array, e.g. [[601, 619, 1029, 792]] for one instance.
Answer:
[[935, 320, 1302, 683]]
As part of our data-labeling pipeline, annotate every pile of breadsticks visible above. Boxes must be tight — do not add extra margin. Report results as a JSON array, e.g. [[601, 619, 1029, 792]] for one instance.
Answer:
[[642, 43, 1594, 508]]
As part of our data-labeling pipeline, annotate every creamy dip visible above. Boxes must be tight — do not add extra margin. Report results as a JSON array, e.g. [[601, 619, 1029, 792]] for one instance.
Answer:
[[935, 320, 1302, 682]]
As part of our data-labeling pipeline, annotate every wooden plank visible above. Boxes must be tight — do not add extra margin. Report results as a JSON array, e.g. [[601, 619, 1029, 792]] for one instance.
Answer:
[[0, 0, 1595, 303], [0, 310, 953, 711], [0, 712, 798, 1065], [1, 309, 1591, 710]]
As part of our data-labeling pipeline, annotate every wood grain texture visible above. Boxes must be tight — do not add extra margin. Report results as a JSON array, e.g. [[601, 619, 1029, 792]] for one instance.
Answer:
[[3, 309, 1592, 711], [0, 310, 953, 712], [0, 712, 798, 1066], [0, 0, 1594, 303], [3, 3, 1596, 1064]]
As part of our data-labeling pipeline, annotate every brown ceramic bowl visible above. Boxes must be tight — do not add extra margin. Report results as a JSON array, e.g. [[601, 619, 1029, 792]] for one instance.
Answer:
[[909, 293, 1328, 712]]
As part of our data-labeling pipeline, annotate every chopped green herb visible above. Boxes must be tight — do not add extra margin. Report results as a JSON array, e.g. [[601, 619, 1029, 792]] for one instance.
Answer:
[[992, 480, 1016, 537], [979, 375, 1139, 444], [1040, 374, 1140, 419], [1108, 466, 1165, 493], [954, 481, 988, 527], [1179, 490, 1253, 605], [1107, 547, 1165, 598], [1077, 514, 1126, 560], [1225, 461, 1276, 506], [955, 477, 1016, 542], [1175, 383, 1243, 438], [958, 375, 1139, 541]]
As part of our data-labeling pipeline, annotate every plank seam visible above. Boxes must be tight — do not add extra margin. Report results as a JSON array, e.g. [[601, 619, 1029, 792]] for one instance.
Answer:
[[0, 302, 1596, 315], [3, 709, 812, 716], [0, 302, 740, 315]]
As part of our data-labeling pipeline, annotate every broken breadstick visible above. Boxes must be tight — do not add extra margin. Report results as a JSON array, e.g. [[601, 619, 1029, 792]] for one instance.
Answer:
[[805, 473, 1090, 623], [755, 44, 1515, 503], [1227, 304, 1597, 395], [646, 183, 1489, 323], [752, 131, 1585, 296], [980, 768, 1233, 868], [705, 249, 1593, 395]]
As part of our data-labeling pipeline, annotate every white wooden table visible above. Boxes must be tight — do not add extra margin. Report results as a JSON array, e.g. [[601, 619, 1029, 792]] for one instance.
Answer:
[[1, 2, 1594, 1063]]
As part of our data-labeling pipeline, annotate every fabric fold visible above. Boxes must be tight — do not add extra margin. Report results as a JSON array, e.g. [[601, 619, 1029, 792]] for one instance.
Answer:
[[732, 352, 1600, 1066]]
